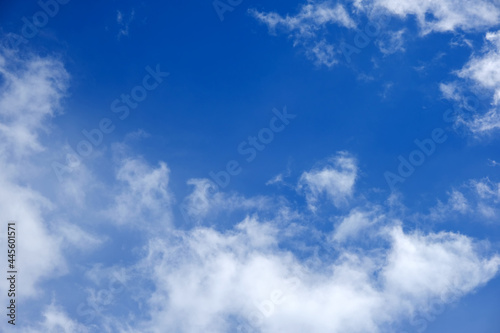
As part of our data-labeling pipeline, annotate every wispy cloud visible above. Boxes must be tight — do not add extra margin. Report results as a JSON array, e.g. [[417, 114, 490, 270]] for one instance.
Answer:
[[116, 9, 135, 39], [442, 30, 500, 135], [356, 0, 500, 34], [250, 2, 357, 67]]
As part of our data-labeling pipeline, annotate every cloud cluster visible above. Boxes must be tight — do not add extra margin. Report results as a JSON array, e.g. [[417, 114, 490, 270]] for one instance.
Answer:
[[32, 150, 494, 333], [99, 211, 499, 333], [2, 14, 500, 332], [0, 48, 106, 333], [251, 0, 500, 68]]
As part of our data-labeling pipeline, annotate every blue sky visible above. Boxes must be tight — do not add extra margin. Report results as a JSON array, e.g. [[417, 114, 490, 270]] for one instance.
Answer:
[[1, 0, 500, 332]]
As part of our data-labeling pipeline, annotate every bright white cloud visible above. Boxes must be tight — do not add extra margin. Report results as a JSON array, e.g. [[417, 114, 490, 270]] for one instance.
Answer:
[[382, 226, 499, 304], [470, 178, 500, 218], [459, 31, 500, 103], [297, 152, 358, 211], [102, 215, 500, 333]]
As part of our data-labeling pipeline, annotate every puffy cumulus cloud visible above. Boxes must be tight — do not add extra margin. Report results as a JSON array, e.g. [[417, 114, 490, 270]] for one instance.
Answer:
[[0, 49, 69, 157], [250, 2, 357, 67], [98, 215, 499, 333], [297, 152, 358, 211], [356, 0, 500, 34], [382, 226, 499, 305], [105, 157, 173, 228]]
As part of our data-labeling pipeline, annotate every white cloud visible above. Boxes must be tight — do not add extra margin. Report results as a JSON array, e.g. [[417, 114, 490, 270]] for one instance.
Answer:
[[470, 178, 500, 218], [250, 2, 356, 34], [472, 178, 500, 200], [440, 30, 500, 134], [57, 222, 105, 251], [0, 49, 69, 156], [250, 2, 357, 67], [0, 172, 67, 297], [297, 152, 358, 211], [105, 216, 499, 333], [376, 28, 406, 54], [427, 190, 469, 221], [382, 226, 499, 303], [23, 303, 89, 333], [0, 49, 70, 302], [458, 31, 500, 103], [181, 178, 273, 224], [332, 207, 383, 242], [357, 0, 500, 34], [105, 157, 172, 228]]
